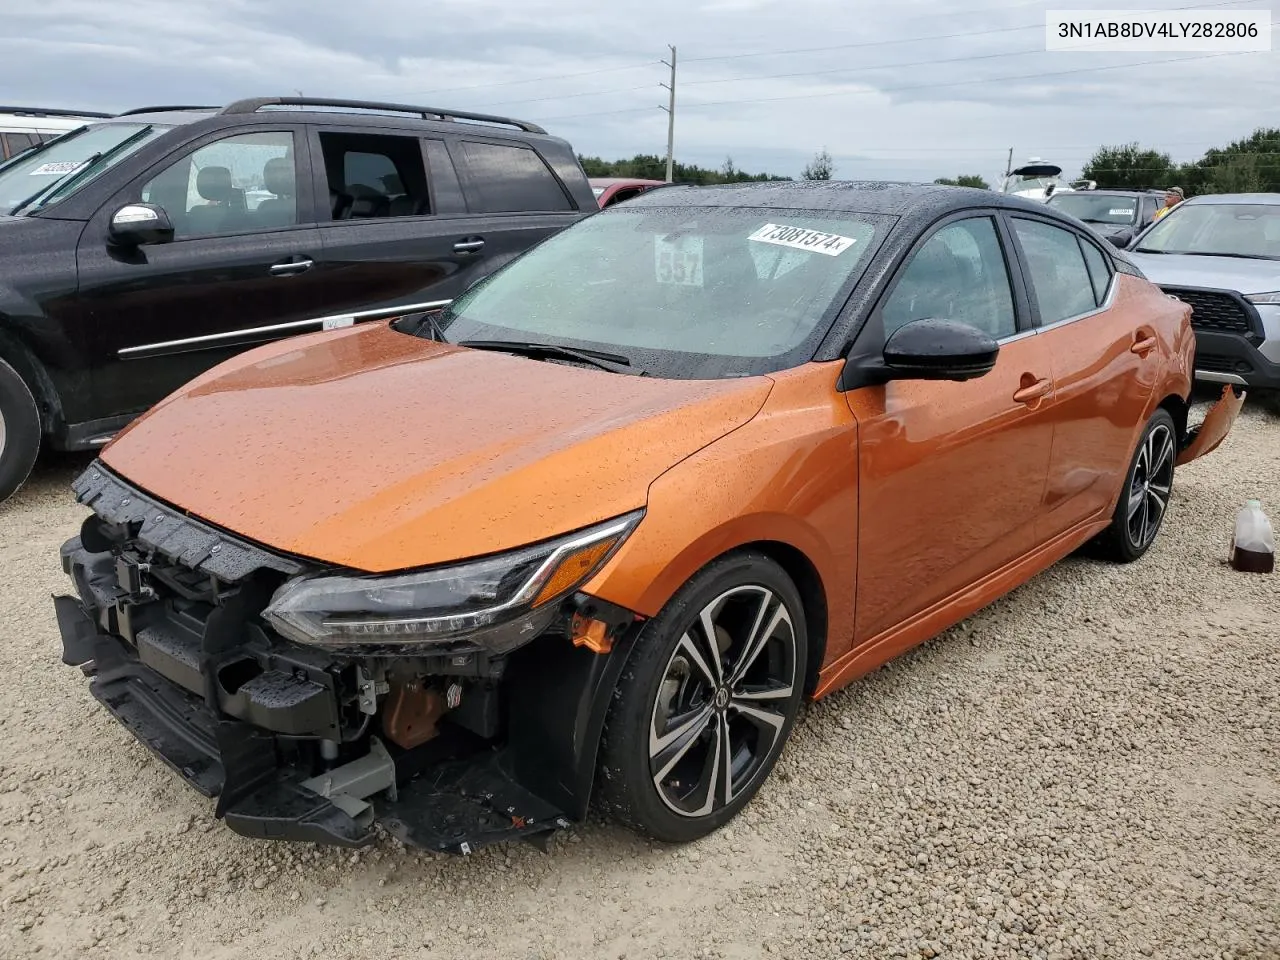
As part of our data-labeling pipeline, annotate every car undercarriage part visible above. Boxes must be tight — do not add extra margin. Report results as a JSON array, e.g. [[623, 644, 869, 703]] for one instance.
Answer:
[[55, 461, 646, 854]]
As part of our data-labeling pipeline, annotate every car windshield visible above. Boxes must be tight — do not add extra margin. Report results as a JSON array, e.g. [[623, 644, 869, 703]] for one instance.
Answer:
[[1049, 193, 1139, 225], [437, 205, 884, 379], [1135, 203, 1280, 259], [0, 122, 169, 215]]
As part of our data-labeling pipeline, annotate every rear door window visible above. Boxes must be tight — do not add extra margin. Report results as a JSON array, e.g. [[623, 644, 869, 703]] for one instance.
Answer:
[[1012, 218, 1099, 323], [459, 140, 572, 213], [318, 131, 431, 220]]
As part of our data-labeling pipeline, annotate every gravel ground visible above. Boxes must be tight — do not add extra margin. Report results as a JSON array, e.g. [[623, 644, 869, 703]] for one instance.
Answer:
[[1, 399, 1278, 960]]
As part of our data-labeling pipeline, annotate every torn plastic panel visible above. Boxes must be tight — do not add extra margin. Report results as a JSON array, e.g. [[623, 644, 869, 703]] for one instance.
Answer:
[[1177, 384, 1246, 466]]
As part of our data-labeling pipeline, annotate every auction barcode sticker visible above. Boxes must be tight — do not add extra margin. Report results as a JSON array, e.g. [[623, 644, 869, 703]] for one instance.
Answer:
[[1046, 10, 1270, 51], [749, 223, 857, 256], [30, 160, 88, 176]]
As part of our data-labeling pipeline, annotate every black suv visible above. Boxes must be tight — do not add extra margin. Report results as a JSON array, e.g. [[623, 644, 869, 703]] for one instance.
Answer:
[[0, 97, 596, 501], [1045, 189, 1166, 248]]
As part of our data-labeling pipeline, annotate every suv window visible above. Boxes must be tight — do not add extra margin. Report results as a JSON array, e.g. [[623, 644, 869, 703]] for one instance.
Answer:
[[142, 131, 297, 239], [881, 217, 1016, 340], [2, 133, 34, 159], [460, 140, 572, 213], [1012, 218, 1098, 324], [318, 132, 430, 220]]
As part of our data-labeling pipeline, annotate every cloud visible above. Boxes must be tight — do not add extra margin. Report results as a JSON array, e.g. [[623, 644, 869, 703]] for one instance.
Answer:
[[2, 0, 1273, 180]]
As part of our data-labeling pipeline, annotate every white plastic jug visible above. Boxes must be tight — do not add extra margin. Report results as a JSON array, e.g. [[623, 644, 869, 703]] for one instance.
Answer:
[[1229, 500, 1275, 573]]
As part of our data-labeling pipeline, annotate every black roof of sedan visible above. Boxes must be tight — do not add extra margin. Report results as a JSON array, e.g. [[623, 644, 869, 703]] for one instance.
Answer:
[[627, 179, 1068, 219]]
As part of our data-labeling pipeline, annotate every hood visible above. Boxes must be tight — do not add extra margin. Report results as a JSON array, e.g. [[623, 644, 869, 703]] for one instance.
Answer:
[[102, 323, 773, 572], [1127, 252, 1280, 294]]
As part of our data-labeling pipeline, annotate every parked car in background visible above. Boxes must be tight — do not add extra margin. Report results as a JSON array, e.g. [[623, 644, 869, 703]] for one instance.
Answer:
[[1047, 188, 1165, 248], [55, 182, 1239, 855], [590, 177, 667, 208], [0, 96, 595, 502], [1128, 193, 1280, 394], [0, 105, 112, 161]]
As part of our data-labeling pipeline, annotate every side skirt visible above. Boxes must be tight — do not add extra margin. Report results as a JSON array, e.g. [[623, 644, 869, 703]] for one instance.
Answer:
[[813, 516, 1110, 698]]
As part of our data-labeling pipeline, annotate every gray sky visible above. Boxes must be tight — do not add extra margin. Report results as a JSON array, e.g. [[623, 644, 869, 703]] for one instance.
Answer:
[[4, 0, 1277, 182]]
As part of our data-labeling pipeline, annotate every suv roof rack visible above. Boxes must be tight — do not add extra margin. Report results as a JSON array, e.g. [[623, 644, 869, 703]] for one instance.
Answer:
[[116, 105, 219, 116], [217, 97, 547, 135], [0, 105, 113, 119]]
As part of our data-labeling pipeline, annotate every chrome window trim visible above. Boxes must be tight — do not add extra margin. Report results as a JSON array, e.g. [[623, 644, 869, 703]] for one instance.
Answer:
[[118, 299, 453, 357]]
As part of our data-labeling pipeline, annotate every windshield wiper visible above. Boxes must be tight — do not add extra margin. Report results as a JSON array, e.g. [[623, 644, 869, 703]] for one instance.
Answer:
[[458, 339, 637, 374], [1183, 251, 1280, 261], [10, 125, 154, 215]]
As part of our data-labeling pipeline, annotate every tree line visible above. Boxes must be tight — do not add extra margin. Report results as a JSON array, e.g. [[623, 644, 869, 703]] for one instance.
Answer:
[[586, 127, 1280, 196]]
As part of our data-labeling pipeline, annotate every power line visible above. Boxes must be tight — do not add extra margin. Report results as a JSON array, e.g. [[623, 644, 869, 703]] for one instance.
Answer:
[[406, 60, 658, 97], [536, 50, 1263, 122]]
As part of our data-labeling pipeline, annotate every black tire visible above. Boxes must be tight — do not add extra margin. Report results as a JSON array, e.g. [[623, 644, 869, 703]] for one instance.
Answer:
[[0, 357, 40, 504], [1094, 408, 1177, 563], [596, 550, 808, 843]]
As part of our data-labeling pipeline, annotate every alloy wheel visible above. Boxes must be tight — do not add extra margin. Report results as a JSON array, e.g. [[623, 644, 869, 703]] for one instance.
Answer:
[[648, 585, 798, 818], [1126, 422, 1175, 549], [0, 406, 6, 460]]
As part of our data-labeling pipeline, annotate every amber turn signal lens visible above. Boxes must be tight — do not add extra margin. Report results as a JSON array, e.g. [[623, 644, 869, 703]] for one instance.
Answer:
[[531, 537, 618, 608]]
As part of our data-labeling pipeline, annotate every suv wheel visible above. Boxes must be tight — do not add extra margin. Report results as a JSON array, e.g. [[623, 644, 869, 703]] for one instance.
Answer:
[[596, 551, 807, 843], [0, 357, 40, 503]]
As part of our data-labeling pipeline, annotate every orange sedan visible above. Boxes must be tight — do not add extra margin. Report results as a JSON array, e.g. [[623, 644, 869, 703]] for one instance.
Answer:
[[55, 182, 1242, 853]]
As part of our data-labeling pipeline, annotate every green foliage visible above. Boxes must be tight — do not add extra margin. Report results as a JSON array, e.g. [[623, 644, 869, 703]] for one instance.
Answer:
[[577, 153, 790, 184], [802, 148, 834, 181], [934, 175, 990, 189], [1081, 143, 1177, 191]]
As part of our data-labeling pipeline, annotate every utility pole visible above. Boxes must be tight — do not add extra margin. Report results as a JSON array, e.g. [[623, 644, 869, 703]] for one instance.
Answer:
[[1004, 147, 1013, 178], [659, 45, 677, 183]]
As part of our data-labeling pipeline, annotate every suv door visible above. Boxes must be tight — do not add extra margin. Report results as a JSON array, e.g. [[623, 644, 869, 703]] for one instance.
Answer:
[[305, 125, 491, 319], [844, 213, 1058, 644], [1006, 215, 1159, 539], [76, 126, 326, 420]]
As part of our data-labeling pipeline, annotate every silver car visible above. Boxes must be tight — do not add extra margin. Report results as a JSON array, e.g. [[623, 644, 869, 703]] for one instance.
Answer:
[[1128, 193, 1280, 393]]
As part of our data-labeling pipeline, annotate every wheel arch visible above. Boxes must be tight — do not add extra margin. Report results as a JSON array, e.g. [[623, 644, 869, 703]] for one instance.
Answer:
[[0, 320, 60, 434], [1156, 391, 1189, 447]]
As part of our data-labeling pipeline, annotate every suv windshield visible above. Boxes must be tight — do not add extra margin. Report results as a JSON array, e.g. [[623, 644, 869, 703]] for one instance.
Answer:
[[1049, 193, 1140, 225], [0, 123, 169, 215], [1135, 203, 1280, 259], [437, 206, 884, 379]]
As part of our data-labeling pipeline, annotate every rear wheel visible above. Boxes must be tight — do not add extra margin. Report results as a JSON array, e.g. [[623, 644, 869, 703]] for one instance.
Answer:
[[0, 357, 40, 504], [596, 551, 807, 843], [1095, 409, 1176, 562]]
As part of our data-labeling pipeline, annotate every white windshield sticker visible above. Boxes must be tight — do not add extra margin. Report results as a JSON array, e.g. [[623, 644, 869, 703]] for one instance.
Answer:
[[1109, 207, 1135, 216], [654, 236, 704, 286], [749, 223, 857, 256], [29, 160, 87, 176]]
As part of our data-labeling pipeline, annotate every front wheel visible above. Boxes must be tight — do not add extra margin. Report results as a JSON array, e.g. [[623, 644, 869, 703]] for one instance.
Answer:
[[1095, 408, 1177, 562], [596, 551, 807, 843], [0, 357, 40, 504]]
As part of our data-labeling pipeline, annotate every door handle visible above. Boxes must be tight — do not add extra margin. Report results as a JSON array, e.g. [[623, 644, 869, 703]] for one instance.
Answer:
[[1013, 377, 1052, 404], [453, 239, 485, 254], [1130, 332, 1157, 355], [270, 258, 314, 276]]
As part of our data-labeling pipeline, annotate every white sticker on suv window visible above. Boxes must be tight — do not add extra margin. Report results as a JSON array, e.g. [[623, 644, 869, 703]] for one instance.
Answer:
[[29, 160, 87, 176], [748, 223, 856, 256], [1109, 207, 1135, 216], [654, 236, 704, 286]]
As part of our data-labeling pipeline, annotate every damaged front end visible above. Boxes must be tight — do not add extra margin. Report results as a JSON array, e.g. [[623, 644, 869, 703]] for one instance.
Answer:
[[56, 463, 643, 854]]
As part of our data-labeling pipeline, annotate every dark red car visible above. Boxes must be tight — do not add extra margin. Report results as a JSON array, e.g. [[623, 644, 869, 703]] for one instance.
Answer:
[[590, 177, 667, 208]]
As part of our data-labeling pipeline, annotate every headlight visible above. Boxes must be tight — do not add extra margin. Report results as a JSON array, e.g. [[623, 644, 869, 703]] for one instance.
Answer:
[[264, 510, 642, 654], [1245, 291, 1280, 304]]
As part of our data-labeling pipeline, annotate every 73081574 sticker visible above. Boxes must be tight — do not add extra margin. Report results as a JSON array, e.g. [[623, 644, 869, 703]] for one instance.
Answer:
[[748, 223, 857, 256]]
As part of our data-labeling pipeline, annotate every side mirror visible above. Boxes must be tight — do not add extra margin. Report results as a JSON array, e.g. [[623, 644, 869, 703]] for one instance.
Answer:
[[882, 318, 999, 381], [108, 203, 174, 246]]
